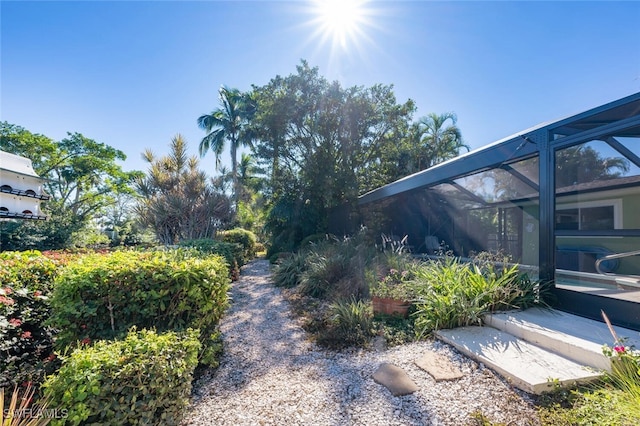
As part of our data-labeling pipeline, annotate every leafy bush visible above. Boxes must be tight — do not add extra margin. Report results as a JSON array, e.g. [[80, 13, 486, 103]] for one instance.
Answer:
[[48, 250, 229, 366], [1, 285, 59, 393], [43, 328, 201, 426], [298, 233, 330, 249], [218, 228, 257, 263], [0, 250, 60, 293], [412, 257, 545, 337], [299, 250, 349, 298], [179, 238, 241, 279]]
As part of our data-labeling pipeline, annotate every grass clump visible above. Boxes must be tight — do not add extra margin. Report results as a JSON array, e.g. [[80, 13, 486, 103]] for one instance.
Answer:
[[317, 297, 375, 347]]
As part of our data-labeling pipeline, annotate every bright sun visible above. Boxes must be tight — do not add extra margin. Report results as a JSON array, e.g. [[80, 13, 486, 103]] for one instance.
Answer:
[[312, 0, 369, 50]]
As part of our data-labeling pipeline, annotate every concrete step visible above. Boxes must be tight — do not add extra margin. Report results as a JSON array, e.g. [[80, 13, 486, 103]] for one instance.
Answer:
[[436, 326, 602, 394], [484, 308, 640, 372]]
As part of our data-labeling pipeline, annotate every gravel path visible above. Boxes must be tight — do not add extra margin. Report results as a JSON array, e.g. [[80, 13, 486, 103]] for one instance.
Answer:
[[182, 260, 541, 426]]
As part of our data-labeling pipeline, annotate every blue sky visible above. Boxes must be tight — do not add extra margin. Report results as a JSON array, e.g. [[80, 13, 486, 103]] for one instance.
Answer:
[[2, 1, 639, 177]]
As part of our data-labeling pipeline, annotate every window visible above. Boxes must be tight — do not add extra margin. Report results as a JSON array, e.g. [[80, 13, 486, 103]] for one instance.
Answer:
[[555, 199, 621, 231]]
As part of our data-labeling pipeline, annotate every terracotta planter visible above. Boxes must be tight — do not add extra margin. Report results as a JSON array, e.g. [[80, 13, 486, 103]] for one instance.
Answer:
[[372, 296, 411, 318]]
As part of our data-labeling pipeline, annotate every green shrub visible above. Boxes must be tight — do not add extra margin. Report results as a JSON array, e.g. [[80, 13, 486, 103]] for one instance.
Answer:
[[179, 238, 242, 279], [43, 328, 201, 426], [218, 228, 257, 263], [0, 250, 60, 293], [1, 285, 59, 394], [48, 250, 229, 366], [298, 233, 331, 249], [412, 257, 544, 337]]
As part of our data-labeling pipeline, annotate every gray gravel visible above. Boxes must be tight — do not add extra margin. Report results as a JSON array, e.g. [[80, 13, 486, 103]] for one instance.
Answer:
[[182, 260, 541, 426]]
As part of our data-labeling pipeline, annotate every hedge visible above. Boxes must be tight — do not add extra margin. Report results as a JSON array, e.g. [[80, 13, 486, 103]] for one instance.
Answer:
[[179, 238, 242, 279], [43, 328, 201, 426], [218, 228, 257, 264], [0, 250, 60, 293], [48, 249, 229, 365]]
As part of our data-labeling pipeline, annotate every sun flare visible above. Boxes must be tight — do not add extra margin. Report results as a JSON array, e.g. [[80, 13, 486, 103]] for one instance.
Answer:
[[312, 0, 369, 49]]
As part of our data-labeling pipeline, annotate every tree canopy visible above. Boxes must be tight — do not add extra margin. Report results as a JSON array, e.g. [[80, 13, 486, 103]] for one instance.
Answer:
[[0, 122, 139, 250], [249, 61, 417, 252]]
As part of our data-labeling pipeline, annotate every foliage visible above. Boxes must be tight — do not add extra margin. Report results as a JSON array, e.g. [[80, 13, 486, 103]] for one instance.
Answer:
[[556, 143, 630, 189], [0, 251, 59, 293], [47, 250, 229, 366], [0, 122, 140, 251], [198, 86, 256, 210], [42, 328, 200, 426], [411, 257, 545, 337], [372, 314, 416, 347], [178, 238, 242, 279], [0, 285, 59, 393], [95, 193, 149, 247], [367, 252, 419, 301], [218, 228, 257, 263], [134, 135, 232, 244], [318, 297, 375, 348], [599, 311, 640, 420], [251, 61, 416, 251], [537, 387, 639, 426], [272, 253, 307, 288], [1, 382, 54, 426], [297, 236, 373, 300], [535, 311, 640, 426], [273, 231, 375, 301], [299, 249, 351, 298]]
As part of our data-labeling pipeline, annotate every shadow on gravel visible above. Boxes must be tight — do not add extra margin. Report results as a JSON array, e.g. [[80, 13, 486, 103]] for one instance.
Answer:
[[189, 259, 435, 425]]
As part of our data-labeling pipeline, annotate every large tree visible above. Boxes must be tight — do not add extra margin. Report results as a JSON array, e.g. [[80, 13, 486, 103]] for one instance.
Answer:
[[197, 86, 255, 210], [0, 122, 138, 250], [135, 134, 232, 244], [250, 61, 415, 252]]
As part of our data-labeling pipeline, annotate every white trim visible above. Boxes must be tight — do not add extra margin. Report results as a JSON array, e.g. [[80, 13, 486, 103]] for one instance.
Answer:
[[556, 198, 622, 229]]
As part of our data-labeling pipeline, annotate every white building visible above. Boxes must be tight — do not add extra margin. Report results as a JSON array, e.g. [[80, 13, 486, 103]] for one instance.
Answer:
[[0, 150, 49, 220]]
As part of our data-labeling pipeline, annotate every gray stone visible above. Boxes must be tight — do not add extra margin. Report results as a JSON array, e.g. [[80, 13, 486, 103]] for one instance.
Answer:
[[372, 336, 387, 352], [372, 363, 419, 396], [415, 351, 465, 381]]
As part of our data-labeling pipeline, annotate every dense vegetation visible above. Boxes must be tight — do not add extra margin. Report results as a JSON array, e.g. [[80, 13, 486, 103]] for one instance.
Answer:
[[272, 232, 545, 347], [0, 247, 236, 424], [2, 60, 637, 425]]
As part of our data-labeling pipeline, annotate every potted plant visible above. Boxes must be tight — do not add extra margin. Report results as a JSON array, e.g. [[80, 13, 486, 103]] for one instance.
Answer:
[[370, 268, 415, 318]]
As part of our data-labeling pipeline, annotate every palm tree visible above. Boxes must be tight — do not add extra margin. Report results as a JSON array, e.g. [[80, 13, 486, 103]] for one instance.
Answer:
[[416, 112, 469, 169], [197, 86, 255, 210]]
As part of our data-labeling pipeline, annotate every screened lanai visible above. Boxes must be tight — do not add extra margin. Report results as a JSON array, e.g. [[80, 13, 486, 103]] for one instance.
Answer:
[[357, 92, 640, 330]]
